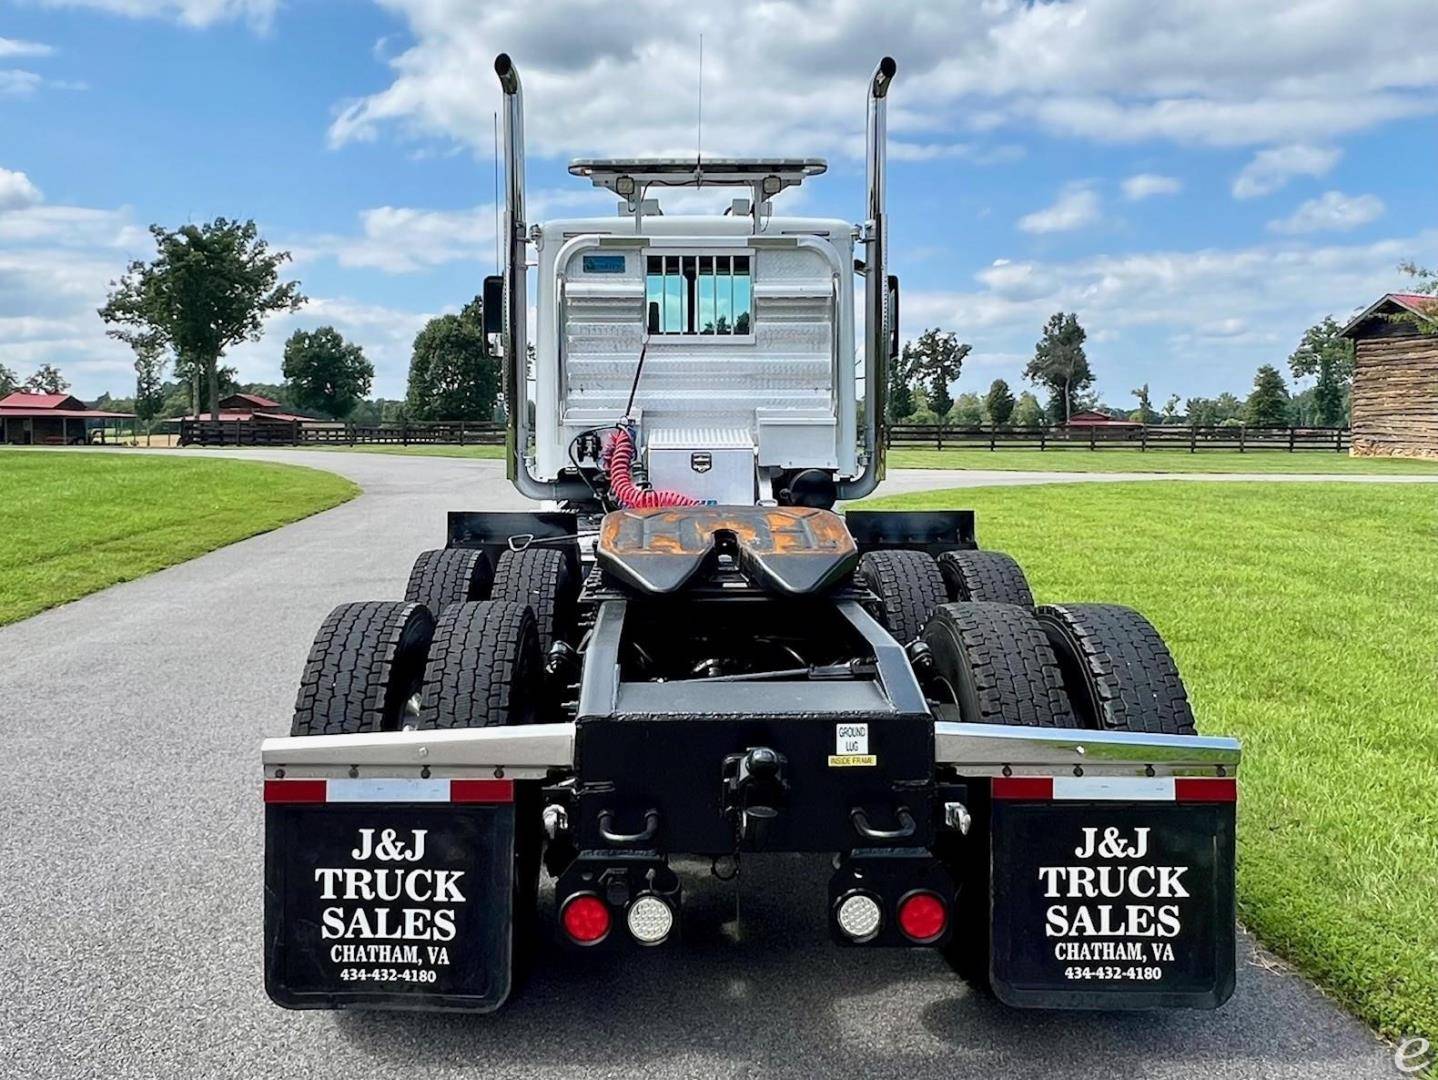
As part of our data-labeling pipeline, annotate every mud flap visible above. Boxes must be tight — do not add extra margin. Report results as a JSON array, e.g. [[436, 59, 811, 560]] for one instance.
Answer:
[[990, 783, 1236, 1009], [264, 789, 517, 1013]]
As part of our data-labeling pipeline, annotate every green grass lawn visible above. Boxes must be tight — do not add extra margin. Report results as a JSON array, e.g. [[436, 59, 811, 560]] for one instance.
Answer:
[[290, 443, 505, 459], [0, 451, 358, 626], [861, 480, 1438, 1046], [889, 447, 1438, 474]]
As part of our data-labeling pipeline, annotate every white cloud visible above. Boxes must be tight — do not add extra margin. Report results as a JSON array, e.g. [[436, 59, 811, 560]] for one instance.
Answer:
[[36, 0, 279, 29], [0, 167, 44, 211], [1268, 191, 1385, 234], [0, 37, 54, 58], [0, 69, 43, 96], [901, 228, 1438, 397], [1018, 185, 1100, 234], [327, 1, 1438, 160], [1232, 144, 1341, 199], [1121, 173, 1181, 200]]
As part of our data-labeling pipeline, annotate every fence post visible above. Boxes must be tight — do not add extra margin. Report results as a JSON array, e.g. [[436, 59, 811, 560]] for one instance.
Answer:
[[1239, 426, 1246, 453], [1336, 427, 1344, 453], [989, 423, 996, 451], [459, 422, 466, 447], [1288, 427, 1295, 452], [1089, 425, 1096, 451], [1141, 426, 1148, 452], [1189, 425, 1196, 454], [403, 423, 409, 447], [936, 425, 943, 451], [349, 422, 355, 447], [292, 420, 300, 445], [1039, 427, 1047, 452]]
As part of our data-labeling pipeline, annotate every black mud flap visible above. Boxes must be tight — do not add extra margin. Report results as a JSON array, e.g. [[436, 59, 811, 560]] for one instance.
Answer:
[[264, 784, 517, 1013], [990, 781, 1236, 1010]]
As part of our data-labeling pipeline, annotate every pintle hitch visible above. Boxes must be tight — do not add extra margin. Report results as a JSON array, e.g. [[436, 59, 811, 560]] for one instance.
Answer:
[[722, 746, 790, 848]]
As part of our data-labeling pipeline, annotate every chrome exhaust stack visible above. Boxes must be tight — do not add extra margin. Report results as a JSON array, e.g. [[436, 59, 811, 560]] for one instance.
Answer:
[[494, 53, 591, 503], [838, 55, 896, 502]]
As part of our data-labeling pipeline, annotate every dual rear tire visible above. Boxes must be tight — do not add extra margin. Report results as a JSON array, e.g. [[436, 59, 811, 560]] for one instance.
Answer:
[[290, 547, 574, 737]]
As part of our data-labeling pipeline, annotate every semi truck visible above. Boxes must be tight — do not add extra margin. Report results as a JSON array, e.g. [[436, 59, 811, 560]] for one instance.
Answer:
[[261, 54, 1240, 1014]]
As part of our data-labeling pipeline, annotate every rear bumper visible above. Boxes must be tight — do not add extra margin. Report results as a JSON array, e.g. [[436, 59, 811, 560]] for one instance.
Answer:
[[261, 719, 1240, 782]]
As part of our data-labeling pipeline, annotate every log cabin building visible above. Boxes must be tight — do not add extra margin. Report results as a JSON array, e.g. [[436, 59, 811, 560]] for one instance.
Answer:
[[1341, 293, 1438, 459]]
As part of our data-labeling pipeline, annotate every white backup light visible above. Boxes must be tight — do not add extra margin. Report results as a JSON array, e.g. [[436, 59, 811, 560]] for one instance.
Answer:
[[626, 895, 675, 944], [836, 893, 882, 941]]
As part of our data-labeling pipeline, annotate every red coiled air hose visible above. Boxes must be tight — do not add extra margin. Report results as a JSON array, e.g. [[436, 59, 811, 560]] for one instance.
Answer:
[[603, 427, 701, 509]]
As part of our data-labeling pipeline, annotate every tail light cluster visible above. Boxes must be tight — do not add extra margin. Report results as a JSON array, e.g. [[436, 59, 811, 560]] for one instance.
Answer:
[[834, 889, 950, 945], [829, 852, 956, 947], [560, 891, 676, 946]]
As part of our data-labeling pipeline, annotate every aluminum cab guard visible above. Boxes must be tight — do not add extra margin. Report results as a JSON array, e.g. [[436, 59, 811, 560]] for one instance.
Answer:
[[495, 52, 591, 502]]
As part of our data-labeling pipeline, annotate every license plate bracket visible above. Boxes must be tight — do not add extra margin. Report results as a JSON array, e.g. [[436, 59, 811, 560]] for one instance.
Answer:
[[990, 799, 1236, 1009], [264, 801, 516, 1012]]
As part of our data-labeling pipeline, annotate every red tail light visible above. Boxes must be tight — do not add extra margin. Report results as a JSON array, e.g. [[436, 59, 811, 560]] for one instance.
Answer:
[[561, 894, 611, 945], [897, 891, 947, 943]]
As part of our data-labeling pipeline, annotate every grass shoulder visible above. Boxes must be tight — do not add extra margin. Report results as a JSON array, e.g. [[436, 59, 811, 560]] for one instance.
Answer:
[[861, 480, 1438, 1047], [888, 447, 1438, 475], [0, 450, 358, 625], [287, 443, 505, 460]]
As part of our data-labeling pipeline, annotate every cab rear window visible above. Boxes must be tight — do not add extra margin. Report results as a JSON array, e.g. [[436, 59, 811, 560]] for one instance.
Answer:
[[646, 255, 751, 336]]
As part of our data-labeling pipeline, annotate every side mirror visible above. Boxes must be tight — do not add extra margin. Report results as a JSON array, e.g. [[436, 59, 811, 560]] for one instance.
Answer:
[[482, 276, 504, 337], [886, 274, 900, 361]]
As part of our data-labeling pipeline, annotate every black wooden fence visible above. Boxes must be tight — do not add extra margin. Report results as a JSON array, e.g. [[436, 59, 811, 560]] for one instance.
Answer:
[[179, 418, 1351, 454], [886, 423, 1352, 453], [179, 419, 506, 447]]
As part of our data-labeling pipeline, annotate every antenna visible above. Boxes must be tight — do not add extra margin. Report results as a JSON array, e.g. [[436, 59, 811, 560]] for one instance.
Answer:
[[492, 110, 500, 275], [696, 33, 704, 171]]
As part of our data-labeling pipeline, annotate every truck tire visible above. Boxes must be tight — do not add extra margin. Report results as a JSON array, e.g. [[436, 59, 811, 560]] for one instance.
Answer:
[[856, 549, 947, 645], [937, 549, 1034, 607], [921, 602, 1075, 727], [491, 547, 576, 658], [1035, 603, 1196, 736], [291, 601, 434, 737], [404, 548, 493, 614], [417, 600, 539, 729]]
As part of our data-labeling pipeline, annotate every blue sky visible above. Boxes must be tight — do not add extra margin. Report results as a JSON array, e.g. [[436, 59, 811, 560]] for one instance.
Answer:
[[1, 0, 1435, 408]]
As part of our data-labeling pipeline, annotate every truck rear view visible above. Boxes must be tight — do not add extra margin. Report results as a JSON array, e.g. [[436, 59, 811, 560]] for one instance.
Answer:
[[260, 53, 1241, 1017]]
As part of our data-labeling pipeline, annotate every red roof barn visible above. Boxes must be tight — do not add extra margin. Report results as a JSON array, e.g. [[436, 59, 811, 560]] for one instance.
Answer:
[[0, 391, 136, 445]]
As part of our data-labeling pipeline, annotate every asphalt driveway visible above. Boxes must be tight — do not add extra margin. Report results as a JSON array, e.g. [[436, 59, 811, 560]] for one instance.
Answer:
[[0, 449, 1399, 1079]]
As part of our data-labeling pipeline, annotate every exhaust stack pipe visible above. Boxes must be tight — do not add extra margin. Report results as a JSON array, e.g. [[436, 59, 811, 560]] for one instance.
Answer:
[[494, 53, 591, 503], [838, 56, 896, 502]]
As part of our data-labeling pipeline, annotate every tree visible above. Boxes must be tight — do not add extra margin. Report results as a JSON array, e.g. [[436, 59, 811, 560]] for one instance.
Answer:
[[133, 342, 167, 441], [406, 297, 501, 421], [0, 363, 17, 396], [281, 326, 373, 419], [1394, 261, 1438, 333], [24, 363, 69, 394], [951, 392, 985, 427], [1011, 391, 1046, 428], [984, 378, 1015, 426], [1129, 383, 1158, 425], [1162, 394, 1182, 423], [1288, 316, 1355, 427], [1025, 312, 1093, 423], [1244, 364, 1291, 427], [886, 348, 917, 423], [901, 328, 970, 422], [99, 218, 304, 420]]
